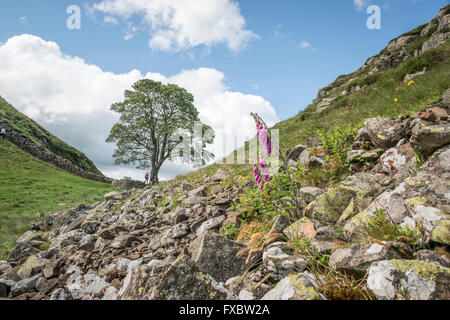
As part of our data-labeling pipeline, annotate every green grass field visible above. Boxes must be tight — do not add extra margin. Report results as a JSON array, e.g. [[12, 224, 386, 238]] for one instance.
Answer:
[[0, 139, 114, 259]]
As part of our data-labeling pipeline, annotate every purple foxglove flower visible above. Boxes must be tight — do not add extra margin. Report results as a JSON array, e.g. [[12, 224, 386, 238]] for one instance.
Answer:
[[259, 181, 265, 190]]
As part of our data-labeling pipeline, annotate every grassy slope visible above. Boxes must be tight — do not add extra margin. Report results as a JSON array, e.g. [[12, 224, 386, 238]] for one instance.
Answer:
[[0, 97, 103, 175], [174, 39, 450, 186], [0, 139, 113, 259], [275, 40, 450, 151]]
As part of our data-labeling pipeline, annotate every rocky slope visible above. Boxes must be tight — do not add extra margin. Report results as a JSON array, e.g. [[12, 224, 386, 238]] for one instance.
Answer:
[[1, 5, 449, 301], [0, 91, 448, 300]]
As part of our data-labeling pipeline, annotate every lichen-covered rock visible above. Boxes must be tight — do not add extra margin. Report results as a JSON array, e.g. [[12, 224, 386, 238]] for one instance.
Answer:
[[330, 242, 413, 278], [117, 259, 171, 299], [364, 118, 405, 149], [283, 217, 317, 241], [410, 119, 450, 158], [304, 173, 383, 225], [367, 260, 450, 300], [261, 273, 323, 300], [377, 143, 416, 181], [345, 144, 450, 245], [149, 255, 229, 300], [7, 242, 38, 265], [191, 231, 253, 282], [17, 255, 47, 280]]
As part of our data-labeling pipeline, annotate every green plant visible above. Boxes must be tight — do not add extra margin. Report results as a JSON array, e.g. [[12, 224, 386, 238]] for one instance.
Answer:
[[220, 222, 238, 239], [365, 209, 421, 247]]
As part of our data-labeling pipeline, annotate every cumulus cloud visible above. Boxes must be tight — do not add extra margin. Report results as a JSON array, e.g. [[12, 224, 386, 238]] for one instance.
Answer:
[[0, 34, 278, 180], [88, 0, 259, 52]]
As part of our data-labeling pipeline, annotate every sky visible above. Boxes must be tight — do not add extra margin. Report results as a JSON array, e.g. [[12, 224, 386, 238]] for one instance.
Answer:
[[0, 0, 448, 181]]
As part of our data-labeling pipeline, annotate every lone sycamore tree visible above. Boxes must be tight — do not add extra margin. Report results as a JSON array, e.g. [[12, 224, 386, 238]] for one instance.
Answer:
[[106, 79, 215, 183]]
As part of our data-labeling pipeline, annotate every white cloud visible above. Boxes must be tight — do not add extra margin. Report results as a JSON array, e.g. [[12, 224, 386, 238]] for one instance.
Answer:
[[103, 16, 118, 25], [89, 0, 259, 52], [299, 40, 318, 52], [300, 40, 311, 49], [353, 0, 368, 11], [0, 34, 278, 179]]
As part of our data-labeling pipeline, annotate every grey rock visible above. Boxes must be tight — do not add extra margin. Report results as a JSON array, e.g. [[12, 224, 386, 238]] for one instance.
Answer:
[[261, 273, 322, 300], [196, 215, 226, 236], [10, 275, 41, 297], [191, 231, 253, 282], [410, 119, 450, 158], [330, 242, 413, 278], [367, 260, 450, 300], [286, 145, 307, 161], [49, 288, 68, 300], [364, 117, 405, 149], [212, 168, 231, 182]]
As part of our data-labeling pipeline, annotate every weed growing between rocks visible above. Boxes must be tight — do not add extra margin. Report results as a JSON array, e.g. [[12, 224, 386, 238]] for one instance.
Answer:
[[364, 209, 422, 248]]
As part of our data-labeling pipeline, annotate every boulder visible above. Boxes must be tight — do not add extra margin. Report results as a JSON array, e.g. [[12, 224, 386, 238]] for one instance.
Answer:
[[286, 145, 307, 162], [367, 260, 450, 300], [410, 119, 450, 158], [196, 216, 226, 236], [10, 275, 41, 297], [261, 273, 323, 300], [49, 288, 69, 300], [330, 242, 413, 278], [149, 255, 229, 300], [17, 255, 46, 280], [212, 169, 231, 182], [316, 97, 337, 113], [304, 173, 383, 225], [298, 187, 324, 204], [378, 143, 416, 181], [364, 118, 405, 149], [67, 273, 109, 300], [7, 242, 38, 264], [111, 235, 141, 249], [104, 192, 124, 201], [190, 231, 253, 282]]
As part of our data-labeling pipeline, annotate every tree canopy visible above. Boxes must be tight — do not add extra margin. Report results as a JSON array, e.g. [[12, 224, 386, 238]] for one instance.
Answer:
[[106, 79, 215, 182]]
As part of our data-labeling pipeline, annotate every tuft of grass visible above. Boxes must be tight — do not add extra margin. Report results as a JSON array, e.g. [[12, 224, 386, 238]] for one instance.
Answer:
[[364, 209, 421, 248], [0, 140, 114, 259]]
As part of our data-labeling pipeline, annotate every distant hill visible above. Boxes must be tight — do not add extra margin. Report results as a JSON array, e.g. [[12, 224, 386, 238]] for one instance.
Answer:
[[0, 96, 103, 176]]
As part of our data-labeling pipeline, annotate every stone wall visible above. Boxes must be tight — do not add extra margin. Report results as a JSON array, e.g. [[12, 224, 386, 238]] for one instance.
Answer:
[[0, 121, 113, 184]]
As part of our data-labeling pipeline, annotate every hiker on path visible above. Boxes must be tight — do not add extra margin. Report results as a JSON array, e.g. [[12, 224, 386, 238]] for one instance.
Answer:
[[145, 172, 149, 184], [0, 128, 6, 140]]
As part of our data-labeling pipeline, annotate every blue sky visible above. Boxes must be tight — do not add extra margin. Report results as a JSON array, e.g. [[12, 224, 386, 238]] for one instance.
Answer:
[[0, 0, 447, 180]]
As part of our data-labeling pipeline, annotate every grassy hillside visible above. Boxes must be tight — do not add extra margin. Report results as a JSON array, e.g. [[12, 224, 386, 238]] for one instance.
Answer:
[[275, 40, 450, 151], [0, 139, 114, 259], [177, 36, 449, 177], [0, 97, 103, 175]]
